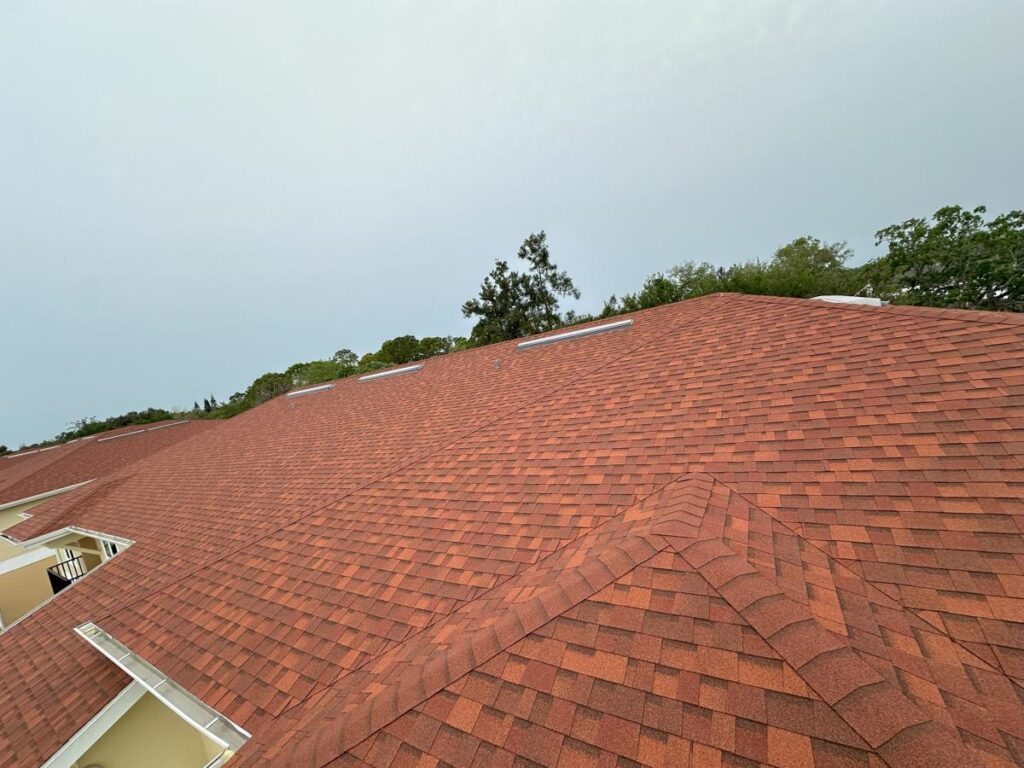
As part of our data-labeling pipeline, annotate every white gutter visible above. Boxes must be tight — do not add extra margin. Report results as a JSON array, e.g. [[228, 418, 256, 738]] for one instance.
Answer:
[[74, 623, 251, 753], [2, 525, 134, 551]]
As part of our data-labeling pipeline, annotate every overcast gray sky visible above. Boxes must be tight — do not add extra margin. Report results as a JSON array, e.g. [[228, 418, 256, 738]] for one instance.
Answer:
[[1, 2, 1021, 448]]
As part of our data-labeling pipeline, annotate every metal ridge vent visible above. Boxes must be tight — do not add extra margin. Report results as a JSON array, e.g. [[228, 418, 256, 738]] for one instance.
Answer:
[[96, 429, 146, 443], [95, 420, 192, 443], [812, 295, 888, 307], [286, 383, 334, 398], [74, 622, 250, 753], [145, 419, 191, 431], [5, 444, 62, 458], [358, 364, 423, 382], [516, 318, 633, 350]]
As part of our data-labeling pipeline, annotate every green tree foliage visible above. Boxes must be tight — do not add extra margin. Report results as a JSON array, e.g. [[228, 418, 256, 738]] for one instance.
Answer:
[[192, 334, 467, 423], [244, 372, 294, 405], [602, 237, 860, 316], [462, 232, 580, 345], [56, 409, 176, 442], [727, 237, 862, 297], [865, 205, 1024, 311], [372, 335, 422, 366], [359, 335, 467, 368]]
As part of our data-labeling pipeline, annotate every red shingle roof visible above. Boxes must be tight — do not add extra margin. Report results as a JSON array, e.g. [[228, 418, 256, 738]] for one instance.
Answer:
[[0, 420, 215, 506], [1, 294, 1022, 767]]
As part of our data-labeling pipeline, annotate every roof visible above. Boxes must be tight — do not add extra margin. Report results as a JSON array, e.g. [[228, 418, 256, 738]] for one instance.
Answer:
[[0, 420, 215, 507], [1, 294, 1022, 767]]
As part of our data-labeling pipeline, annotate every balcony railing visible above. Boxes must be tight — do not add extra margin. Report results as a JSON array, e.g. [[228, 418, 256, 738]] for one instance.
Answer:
[[47, 554, 87, 595]]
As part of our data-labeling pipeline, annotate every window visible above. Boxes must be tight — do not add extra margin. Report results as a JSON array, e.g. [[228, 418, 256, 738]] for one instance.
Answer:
[[101, 540, 119, 559]]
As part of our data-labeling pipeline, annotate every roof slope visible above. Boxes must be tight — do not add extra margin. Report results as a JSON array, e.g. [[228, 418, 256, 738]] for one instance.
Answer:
[[0, 294, 1022, 767], [240, 477, 1024, 768], [0, 420, 215, 506]]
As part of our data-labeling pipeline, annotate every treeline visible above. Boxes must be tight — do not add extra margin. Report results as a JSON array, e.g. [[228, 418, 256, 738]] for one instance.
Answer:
[[16, 203, 1021, 450], [190, 335, 470, 420], [600, 205, 1023, 316]]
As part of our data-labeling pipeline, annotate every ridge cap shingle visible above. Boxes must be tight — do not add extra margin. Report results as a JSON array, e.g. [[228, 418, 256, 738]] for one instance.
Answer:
[[250, 474, 718, 766], [666, 482, 1019, 768]]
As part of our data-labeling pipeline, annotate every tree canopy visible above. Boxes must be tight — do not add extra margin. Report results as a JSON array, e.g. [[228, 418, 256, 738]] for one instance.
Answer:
[[601, 236, 861, 316], [864, 205, 1023, 311], [461, 231, 580, 344]]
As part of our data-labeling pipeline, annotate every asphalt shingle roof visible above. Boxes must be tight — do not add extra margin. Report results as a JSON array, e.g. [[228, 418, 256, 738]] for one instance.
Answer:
[[0, 294, 1022, 767], [0, 420, 215, 506]]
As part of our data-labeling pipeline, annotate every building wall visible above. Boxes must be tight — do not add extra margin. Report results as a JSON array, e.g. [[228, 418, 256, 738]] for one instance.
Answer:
[[0, 554, 58, 627], [73, 692, 223, 768], [73, 536, 104, 570]]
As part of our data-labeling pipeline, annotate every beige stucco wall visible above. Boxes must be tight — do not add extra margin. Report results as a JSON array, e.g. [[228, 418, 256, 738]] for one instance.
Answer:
[[73, 692, 223, 768], [72, 536, 104, 570], [0, 553, 58, 627], [0, 498, 49, 530]]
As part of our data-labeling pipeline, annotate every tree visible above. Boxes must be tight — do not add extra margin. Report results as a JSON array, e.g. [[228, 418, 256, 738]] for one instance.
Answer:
[[332, 349, 358, 368], [0, 445, 8, 456], [368, 335, 466, 366], [56, 409, 175, 442], [376, 335, 422, 365], [244, 372, 293, 406], [602, 263, 722, 315], [462, 231, 580, 345], [725, 237, 860, 298], [601, 237, 859, 318], [866, 205, 1024, 311]]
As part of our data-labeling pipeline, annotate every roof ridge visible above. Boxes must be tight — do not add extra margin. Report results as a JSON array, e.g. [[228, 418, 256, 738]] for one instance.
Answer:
[[670, 535, 996, 768], [723, 291, 1024, 326], [704, 475, 1012, 678], [273, 293, 733, 396], [252, 474, 718, 766]]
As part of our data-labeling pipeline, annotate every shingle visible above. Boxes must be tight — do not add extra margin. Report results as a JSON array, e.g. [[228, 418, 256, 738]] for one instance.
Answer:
[[2, 295, 1023, 768]]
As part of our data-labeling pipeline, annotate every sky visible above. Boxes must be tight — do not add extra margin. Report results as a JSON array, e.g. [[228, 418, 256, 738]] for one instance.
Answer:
[[1, 1, 1022, 448]]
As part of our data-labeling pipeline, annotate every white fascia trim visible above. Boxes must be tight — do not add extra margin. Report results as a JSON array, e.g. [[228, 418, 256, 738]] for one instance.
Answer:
[[0, 479, 94, 512], [40, 682, 146, 768], [358, 363, 423, 382], [516, 319, 633, 350], [4, 525, 135, 551], [75, 622, 251, 752]]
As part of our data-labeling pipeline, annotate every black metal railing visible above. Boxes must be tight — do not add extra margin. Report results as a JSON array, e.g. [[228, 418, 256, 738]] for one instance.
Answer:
[[47, 555, 87, 595]]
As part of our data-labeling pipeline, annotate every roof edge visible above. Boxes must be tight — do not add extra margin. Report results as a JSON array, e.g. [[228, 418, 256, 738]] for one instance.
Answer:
[[74, 622, 250, 753], [0, 479, 94, 512]]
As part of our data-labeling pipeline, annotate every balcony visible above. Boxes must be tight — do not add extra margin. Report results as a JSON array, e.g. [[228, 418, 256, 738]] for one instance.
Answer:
[[46, 553, 88, 594], [0, 529, 131, 630]]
